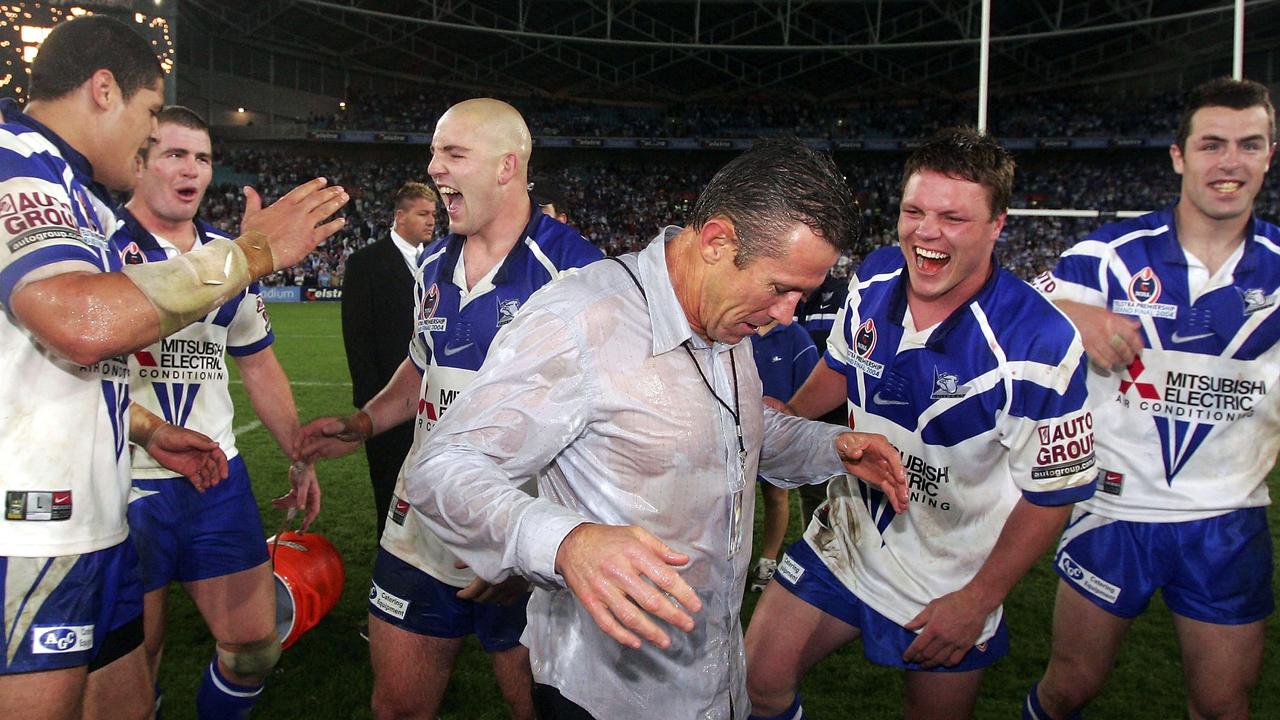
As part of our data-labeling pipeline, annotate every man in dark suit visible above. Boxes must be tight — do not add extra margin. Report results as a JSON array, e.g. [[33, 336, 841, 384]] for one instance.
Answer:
[[341, 181, 438, 539]]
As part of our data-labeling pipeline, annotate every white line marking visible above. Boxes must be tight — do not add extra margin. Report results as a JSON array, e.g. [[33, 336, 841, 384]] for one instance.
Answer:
[[233, 419, 263, 436]]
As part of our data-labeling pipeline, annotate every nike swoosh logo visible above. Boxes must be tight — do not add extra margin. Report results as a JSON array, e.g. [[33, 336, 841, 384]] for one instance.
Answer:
[[441, 342, 475, 357], [872, 390, 908, 406], [1170, 331, 1214, 343]]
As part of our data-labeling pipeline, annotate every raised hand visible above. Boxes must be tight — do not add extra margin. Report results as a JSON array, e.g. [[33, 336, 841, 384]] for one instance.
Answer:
[[239, 177, 350, 275]]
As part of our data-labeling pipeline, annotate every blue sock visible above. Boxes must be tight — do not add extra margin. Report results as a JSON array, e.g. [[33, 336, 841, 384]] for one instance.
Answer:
[[196, 657, 264, 720], [749, 693, 806, 720], [1022, 682, 1082, 720]]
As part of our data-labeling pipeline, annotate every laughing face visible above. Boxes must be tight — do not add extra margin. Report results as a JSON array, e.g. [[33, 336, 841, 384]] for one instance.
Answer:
[[427, 109, 504, 237], [897, 169, 1005, 313], [1171, 104, 1275, 225], [133, 122, 213, 225]]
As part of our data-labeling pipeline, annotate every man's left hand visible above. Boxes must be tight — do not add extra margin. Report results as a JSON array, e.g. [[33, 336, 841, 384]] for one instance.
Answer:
[[834, 432, 907, 512], [271, 461, 321, 531], [146, 424, 228, 492], [901, 587, 990, 669]]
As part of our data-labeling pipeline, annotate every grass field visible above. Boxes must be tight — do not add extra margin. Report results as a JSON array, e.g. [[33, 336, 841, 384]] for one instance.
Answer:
[[153, 302, 1280, 719]]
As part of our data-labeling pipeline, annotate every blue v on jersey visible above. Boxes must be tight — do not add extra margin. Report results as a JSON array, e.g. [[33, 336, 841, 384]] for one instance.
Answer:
[[818, 247, 1096, 643], [1035, 205, 1280, 522], [381, 209, 603, 586]]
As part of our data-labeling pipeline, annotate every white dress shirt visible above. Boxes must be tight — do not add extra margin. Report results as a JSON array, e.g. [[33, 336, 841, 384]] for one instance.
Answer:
[[406, 227, 848, 719], [389, 227, 420, 272]]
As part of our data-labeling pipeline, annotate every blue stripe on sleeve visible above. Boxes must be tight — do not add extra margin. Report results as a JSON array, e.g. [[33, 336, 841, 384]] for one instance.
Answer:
[[1022, 479, 1097, 507], [0, 242, 102, 305], [227, 331, 274, 357]]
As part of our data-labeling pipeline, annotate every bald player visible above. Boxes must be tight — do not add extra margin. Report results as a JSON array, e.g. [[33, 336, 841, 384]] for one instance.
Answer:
[[298, 99, 603, 720]]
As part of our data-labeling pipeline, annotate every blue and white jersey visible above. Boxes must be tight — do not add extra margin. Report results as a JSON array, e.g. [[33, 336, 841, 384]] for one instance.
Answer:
[[383, 210, 603, 585], [0, 101, 131, 556], [795, 272, 848, 347], [1033, 205, 1280, 522], [813, 246, 1096, 643], [112, 210, 274, 478], [752, 322, 818, 403]]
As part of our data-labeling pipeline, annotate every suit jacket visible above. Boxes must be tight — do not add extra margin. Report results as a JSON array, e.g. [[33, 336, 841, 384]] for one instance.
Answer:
[[342, 237, 416, 408]]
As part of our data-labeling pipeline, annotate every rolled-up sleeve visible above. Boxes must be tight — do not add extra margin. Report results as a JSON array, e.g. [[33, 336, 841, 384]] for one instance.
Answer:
[[757, 406, 845, 488], [403, 307, 597, 588]]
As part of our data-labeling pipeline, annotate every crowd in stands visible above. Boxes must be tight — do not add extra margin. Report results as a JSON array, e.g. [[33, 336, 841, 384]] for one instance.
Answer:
[[311, 88, 1182, 139], [208, 148, 1280, 289]]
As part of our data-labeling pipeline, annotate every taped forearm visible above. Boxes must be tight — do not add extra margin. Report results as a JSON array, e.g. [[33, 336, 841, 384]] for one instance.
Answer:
[[129, 404, 166, 449], [121, 233, 273, 337]]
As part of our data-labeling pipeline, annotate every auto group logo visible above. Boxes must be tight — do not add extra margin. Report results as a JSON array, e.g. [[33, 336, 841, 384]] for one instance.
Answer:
[[1128, 267, 1161, 304]]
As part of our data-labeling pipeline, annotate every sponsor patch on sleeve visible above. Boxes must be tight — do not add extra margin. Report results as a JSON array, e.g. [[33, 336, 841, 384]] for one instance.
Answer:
[[1031, 411, 1095, 482], [0, 179, 81, 256]]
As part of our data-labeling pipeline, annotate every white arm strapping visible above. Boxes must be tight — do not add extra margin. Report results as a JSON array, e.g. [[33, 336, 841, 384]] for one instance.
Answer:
[[121, 236, 257, 337]]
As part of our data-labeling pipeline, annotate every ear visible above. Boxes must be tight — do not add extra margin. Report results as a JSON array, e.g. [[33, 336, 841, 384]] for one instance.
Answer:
[[990, 211, 1007, 240], [1169, 143, 1185, 176], [497, 152, 519, 186], [696, 216, 736, 265], [87, 69, 118, 112]]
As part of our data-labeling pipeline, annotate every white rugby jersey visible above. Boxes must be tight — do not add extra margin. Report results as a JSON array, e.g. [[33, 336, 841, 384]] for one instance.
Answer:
[[380, 210, 603, 586], [112, 209, 274, 477], [813, 247, 1096, 643], [0, 101, 132, 556], [1033, 205, 1280, 522]]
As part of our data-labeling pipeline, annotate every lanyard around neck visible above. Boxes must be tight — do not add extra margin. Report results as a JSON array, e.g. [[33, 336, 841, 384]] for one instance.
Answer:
[[607, 256, 746, 460]]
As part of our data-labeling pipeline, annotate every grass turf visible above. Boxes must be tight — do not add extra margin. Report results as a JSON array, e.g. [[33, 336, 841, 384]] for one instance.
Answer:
[[151, 302, 1279, 719]]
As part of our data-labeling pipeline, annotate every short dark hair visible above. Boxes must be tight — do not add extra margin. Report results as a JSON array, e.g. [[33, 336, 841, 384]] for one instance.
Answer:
[[156, 105, 208, 133], [1176, 77, 1276, 150], [690, 138, 861, 266], [900, 127, 1014, 219], [29, 15, 162, 102], [394, 182, 438, 210]]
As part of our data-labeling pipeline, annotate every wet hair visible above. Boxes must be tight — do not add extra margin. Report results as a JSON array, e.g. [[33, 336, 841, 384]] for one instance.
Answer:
[[900, 127, 1014, 219], [1176, 77, 1276, 150], [29, 15, 162, 102], [690, 138, 862, 266], [394, 181, 438, 210]]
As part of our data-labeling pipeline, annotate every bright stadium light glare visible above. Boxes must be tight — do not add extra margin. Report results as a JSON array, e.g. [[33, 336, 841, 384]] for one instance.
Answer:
[[238, 107, 245, 113]]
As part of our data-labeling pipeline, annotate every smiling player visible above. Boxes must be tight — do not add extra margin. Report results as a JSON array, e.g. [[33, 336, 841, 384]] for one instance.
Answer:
[[744, 127, 1097, 720], [1025, 77, 1280, 720]]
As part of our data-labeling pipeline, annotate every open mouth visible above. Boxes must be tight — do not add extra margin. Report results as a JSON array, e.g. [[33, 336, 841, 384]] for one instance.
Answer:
[[176, 186, 199, 202], [913, 246, 950, 273], [1210, 180, 1243, 195], [439, 185, 463, 213]]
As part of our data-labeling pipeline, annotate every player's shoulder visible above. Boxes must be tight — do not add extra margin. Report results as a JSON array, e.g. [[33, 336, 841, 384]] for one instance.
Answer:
[[854, 246, 905, 280], [983, 269, 1082, 363], [528, 213, 605, 265], [195, 217, 233, 243]]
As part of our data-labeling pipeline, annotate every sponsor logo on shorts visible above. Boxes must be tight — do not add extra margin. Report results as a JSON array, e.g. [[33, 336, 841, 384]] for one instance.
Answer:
[[776, 554, 805, 585], [369, 581, 409, 620], [31, 624, 93, 654], [5, 490, 72, 521], [1057, 551, 1121, 604]]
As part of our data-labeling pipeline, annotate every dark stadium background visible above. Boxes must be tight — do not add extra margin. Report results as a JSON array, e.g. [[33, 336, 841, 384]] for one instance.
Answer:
[[3, 1, 1279, 717]]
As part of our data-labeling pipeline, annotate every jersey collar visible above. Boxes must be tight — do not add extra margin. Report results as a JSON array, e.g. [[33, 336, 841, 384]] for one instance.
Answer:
[[1162, 201, 1264, 277], [435, 205, 545, 287]]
